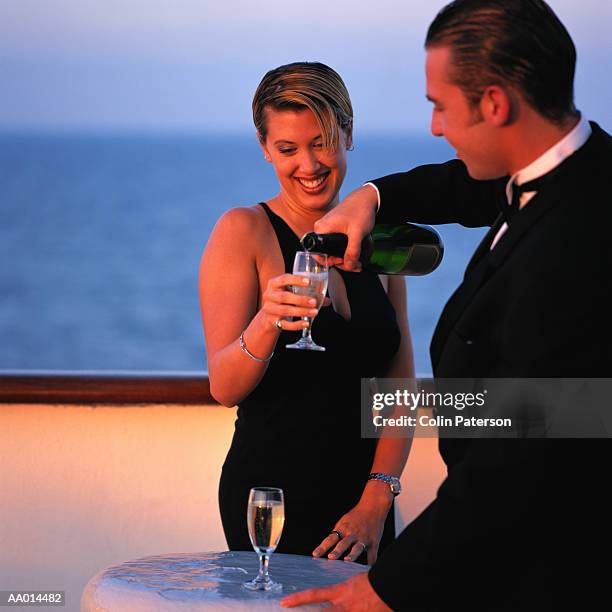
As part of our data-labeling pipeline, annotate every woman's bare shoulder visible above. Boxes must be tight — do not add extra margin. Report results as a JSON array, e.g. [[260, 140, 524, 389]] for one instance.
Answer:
[[206, 204, 270, 251], [211, 204, 268, 235]]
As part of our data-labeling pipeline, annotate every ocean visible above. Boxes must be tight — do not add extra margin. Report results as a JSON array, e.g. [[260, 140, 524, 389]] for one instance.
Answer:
[[0, 132, 487, 376]]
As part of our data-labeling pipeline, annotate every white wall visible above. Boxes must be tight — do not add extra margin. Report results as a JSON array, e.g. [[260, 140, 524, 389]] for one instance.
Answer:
[[0, 403, 446, 611]]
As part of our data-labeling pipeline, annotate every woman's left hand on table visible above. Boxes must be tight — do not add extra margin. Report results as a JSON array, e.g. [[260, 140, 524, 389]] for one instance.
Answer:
[[312, 498, 390, 565]]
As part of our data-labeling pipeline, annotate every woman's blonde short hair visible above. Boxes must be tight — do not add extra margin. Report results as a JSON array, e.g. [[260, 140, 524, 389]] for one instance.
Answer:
[[252, 62, 353, 151]]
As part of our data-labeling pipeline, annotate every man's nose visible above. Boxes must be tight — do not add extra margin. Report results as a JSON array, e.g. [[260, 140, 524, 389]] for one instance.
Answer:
[[431, 111, 443, 137]]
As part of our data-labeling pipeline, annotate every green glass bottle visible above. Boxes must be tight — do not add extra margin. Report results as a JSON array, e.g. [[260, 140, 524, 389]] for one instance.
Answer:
[[301, 223, 444, 275]]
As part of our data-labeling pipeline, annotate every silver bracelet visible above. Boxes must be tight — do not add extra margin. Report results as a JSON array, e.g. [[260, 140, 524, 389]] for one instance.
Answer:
[[239, 330, 274, 363]]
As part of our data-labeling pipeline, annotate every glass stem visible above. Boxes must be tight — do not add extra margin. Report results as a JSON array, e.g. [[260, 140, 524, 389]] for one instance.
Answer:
[[302, 316, 312, 340], [258, 552, 270, 581]]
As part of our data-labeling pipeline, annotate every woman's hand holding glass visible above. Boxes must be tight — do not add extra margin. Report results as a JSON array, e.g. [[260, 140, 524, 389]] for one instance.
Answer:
[[261, 273, 322, 333]]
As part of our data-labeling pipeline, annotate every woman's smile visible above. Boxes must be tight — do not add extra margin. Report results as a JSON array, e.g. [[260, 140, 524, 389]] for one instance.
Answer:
[[295, 171, 330, 194]]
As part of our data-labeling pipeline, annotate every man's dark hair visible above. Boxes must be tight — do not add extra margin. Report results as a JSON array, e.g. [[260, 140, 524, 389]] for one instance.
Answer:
[[426, 0, 577, 123]]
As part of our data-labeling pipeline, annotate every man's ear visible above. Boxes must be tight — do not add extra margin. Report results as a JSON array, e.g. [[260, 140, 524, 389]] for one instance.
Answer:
[[480, 85, 514, 126], [257, 132, 272, 162]]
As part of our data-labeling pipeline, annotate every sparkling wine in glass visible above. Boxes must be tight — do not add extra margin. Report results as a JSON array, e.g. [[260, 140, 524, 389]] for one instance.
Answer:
[[243, 487, 285, 592], [286, 251, 329, 351]]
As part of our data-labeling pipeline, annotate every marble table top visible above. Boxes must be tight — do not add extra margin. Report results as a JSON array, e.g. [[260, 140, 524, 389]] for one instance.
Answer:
[[81, 551, 368, 611]]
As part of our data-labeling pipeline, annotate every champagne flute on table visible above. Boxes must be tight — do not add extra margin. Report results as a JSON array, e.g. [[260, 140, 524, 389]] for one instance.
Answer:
[[286, 251, 329, 351], [243, 487, 285, 592]]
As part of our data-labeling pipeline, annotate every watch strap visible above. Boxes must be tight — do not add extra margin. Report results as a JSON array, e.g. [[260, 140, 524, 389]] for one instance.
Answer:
[[367, 472, 401, 496]]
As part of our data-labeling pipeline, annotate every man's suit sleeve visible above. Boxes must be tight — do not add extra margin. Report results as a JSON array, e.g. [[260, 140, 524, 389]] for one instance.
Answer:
[[370, 159, 505, 227], [368, 438, 549, 610]]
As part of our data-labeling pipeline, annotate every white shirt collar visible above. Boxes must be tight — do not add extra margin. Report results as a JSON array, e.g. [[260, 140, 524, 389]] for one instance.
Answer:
[[505, 115, 592, 203]]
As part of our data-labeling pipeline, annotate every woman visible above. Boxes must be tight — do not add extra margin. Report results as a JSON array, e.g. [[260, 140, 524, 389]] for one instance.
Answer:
[[199, 62, 415, 564]]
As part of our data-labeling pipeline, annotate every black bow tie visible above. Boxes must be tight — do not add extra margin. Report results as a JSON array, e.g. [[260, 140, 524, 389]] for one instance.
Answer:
[[503, 169, 559, 224]]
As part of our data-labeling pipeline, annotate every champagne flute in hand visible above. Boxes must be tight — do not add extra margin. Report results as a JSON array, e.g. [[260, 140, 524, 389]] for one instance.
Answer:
[[243, 487, 285, 592], [286, 251, 329, 351]]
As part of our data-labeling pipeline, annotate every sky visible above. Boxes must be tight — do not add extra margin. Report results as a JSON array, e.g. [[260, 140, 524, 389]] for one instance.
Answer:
[[1, 0, 611, 134]]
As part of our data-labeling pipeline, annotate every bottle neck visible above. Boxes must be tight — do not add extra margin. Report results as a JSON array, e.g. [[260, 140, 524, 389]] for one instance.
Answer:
[[301, 232, 349, 258]]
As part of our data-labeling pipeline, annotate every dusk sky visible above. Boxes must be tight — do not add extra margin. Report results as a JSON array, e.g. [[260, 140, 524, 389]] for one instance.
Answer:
[[1, 0, 610, 134]]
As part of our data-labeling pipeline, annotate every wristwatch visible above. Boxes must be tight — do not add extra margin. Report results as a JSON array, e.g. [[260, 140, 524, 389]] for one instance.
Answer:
[[367, 473, 402, 496]]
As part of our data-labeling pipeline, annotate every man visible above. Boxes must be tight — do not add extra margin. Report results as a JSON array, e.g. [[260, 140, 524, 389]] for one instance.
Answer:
[[282, 0, 611, 609]]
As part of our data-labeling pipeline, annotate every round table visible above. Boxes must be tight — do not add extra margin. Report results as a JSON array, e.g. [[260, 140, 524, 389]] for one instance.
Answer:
[[81, 551, 368, 611]]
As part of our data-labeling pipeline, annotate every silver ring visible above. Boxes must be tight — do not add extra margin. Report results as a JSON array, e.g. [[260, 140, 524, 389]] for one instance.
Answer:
[[330, 529, 344, 540], [275, 318, 283, 330], [356, 541, 367, 551]]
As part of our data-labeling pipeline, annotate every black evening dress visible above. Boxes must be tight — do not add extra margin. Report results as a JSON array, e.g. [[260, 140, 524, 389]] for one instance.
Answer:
[[218, 202, 402, 562]]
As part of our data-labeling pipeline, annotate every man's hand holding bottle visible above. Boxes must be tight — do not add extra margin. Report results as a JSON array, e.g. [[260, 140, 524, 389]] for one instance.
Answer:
[[313, 184, 379, 271], [308, 184, 444, 277]]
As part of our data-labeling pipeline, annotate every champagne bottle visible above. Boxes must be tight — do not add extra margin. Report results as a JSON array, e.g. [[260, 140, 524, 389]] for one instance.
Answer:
[[301, 223, 444, 275]]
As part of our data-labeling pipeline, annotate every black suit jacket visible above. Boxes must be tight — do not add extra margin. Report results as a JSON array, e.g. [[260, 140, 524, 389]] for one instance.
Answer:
[[367, 123, 612, 610]]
